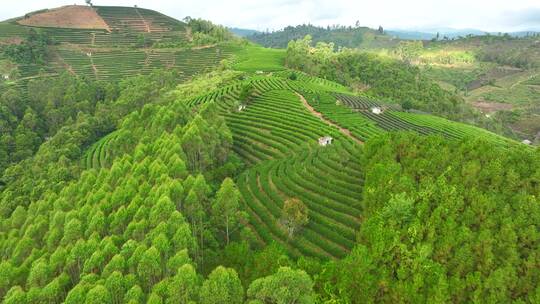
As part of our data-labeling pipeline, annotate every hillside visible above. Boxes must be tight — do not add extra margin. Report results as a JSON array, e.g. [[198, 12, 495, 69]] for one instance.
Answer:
[[0, 5, 539, 304], [247, 24, 397, 49], [0, 5, 244, 178], [275, 28, 540, 142], [416, 35, 540, 142], [0, 5, 236, 90], [17, 6, 109, 30]]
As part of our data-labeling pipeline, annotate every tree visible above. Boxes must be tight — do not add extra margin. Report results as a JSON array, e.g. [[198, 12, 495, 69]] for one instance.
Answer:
[[3, 286, 27, 304], [199, 266, 243, 304], [378, 26, 384, 34], [85, 0, 93, 6], [281, 198, 309, 238], [85, 285, 111, 304], [395, 40, 423, 63], [166, 264, 199, 304], [247, 267, 315, 304], [104, 272, 125, 304], [137, 247, 162, 292], [212, 178, 243, 245]]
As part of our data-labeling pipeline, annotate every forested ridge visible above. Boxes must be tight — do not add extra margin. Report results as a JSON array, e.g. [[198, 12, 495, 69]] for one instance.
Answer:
[[0, 5, 539, 304], [247, 24, 391, 49]]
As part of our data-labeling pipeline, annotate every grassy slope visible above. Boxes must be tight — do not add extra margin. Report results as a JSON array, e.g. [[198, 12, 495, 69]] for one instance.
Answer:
[[232, 44, 286, 72]]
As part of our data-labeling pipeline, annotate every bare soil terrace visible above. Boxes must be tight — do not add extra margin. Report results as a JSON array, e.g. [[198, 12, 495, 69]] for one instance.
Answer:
[[17, 5, 110, 31]]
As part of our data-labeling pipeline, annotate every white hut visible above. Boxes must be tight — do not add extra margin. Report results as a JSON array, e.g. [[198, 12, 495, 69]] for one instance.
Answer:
[[238, 104, 246, 112], [371, 106, 383, 114], [2, 74, 9, 80], [86, 52, 92, 57], [522, 139, 532, 145], [318, 136, 333, 146]]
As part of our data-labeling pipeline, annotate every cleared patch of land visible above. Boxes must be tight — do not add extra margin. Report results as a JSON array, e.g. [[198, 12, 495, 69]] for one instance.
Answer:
[[472, 101, 513, 113], [17, 6, 109, 30]]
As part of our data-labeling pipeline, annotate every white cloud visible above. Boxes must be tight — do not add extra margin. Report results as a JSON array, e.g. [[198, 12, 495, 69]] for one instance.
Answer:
[[1, 0, 539, 32]]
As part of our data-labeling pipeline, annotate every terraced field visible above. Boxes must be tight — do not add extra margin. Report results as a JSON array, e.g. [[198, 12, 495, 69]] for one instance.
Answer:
[[96, 6, 184, 33], [175, 73, 517, 259], [0, 5, 196, 86], [82, 132, 120, 169], [218, 79, 362, 259], [50, 45, 238, 81]]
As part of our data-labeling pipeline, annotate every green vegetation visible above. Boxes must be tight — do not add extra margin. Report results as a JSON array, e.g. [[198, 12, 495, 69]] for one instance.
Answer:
[[0, 5, 539, 304], [185, 17, 236, 46], [316, 133, 540, 303], [3, 29, 52, 65], [286, 35, 467, 118], [232, 45, 286, 72], [248, 24, 395, 49]]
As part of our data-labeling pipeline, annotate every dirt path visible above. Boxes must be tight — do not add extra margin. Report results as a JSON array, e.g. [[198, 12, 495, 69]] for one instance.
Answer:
[[53, 51, 76, 76], [296, 93, 363, 145], [191, 44, 218, 50], [89, 56, 98, 80], [134, 8, 151, 33]]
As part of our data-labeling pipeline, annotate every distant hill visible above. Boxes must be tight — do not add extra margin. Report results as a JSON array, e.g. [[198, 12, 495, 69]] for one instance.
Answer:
[[246, 24, 397, 49], [229, 27, 260, 37], [388, 28, 540, 40]]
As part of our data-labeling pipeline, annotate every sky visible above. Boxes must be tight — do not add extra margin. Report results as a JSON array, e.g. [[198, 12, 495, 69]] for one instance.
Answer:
[[1, 0, 539, 32]]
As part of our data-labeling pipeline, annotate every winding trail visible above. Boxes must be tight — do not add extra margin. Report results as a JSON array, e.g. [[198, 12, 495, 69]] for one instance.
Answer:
[[296, 93, 363, 145]]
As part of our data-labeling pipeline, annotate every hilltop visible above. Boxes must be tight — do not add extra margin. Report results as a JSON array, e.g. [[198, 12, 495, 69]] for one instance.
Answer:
[[14, 5, 183, 32], [17, 6, 109, 30]]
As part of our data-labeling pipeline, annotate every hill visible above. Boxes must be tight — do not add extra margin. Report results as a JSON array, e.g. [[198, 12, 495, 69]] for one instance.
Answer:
[[415, 35, 540, 141], [246, 24, 397, 49], [0, 5, 244, 175], [0, 5, 236, 88], [0, 5, 539, 304], [229, 27, 260, 37], [275, 28, 540, 142], [17, 6, 109, 30], [388, 28, 540, 40]]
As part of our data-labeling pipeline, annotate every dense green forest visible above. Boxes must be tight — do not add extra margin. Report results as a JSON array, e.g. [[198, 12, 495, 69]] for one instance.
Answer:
[[247, 24, 394, 49], [0, 4, 539, 304], [285, 35, 467, 118]]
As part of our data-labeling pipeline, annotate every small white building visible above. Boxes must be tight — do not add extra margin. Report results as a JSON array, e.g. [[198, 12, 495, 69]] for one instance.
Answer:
[[86, 52, 92, 57], [522, 139, 532, 145], [318, 136, 333, 146], [371, 107, 383, 115], [238, 105, 246, 112], [2, 74, 9, 80], [256, 70, 264, 74]]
